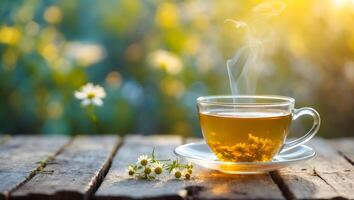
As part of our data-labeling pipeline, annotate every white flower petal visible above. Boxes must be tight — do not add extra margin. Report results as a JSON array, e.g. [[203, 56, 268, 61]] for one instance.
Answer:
[[81, 99, 92, 107], [82, 83, 94, 92], [127, 165, 135, 172], [171, 168, 181, 174], [74, 91, 86, 99], [152, 162, 163, 168], [138, 155, 149, 161], [92, 98, 103, 106], [93, 87, 106, 98]]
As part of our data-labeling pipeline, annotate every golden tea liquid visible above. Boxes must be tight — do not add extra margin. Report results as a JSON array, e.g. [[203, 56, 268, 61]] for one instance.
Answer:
[[199, 110, 292, 162]]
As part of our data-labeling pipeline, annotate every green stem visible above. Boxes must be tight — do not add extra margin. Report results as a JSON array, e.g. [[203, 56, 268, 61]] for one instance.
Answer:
[[87, 105, 98, 134]]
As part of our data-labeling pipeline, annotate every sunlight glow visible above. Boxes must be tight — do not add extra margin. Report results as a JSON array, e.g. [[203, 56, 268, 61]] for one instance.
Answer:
[[332, 0, 354, 7]]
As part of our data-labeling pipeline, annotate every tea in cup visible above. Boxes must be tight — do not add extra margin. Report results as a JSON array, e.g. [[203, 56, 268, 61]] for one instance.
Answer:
[[197, 95, 320, 162]]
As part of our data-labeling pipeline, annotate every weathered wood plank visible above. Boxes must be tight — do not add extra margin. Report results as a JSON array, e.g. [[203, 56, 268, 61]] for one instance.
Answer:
[[0, 136, 69, 200], [190, 171, 285, 200], [95, 136, 284, 200], [271, 170, 340, 200], [274, 138, 354, 200], [95, 135, 185, 200], [11, 136, 120, 200], [330, 138, 354, 165]]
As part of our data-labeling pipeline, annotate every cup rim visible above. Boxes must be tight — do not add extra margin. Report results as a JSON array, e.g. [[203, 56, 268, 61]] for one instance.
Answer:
[[196, 95, 295, 107]]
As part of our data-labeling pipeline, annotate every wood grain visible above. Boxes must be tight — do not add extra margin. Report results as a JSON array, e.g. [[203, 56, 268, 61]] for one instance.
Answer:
[[2, 135, 353, 200], [330, 137, 354, 165], [11, 136, 120, 200], [95, 135, 185, 200], [275, 138, 354, 199], [0, 136, 69, 200], [95, 136, 284, 200]]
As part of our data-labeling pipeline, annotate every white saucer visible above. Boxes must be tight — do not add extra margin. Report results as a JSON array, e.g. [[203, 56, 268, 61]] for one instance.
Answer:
[[174, 142, 315, 174]]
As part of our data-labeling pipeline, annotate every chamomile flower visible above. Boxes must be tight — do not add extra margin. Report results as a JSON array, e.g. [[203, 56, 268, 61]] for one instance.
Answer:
[[181, 169, 192, 180], [171, 168, 182, 179], [74, 83, 106, 107], [144, 167, 152, 175], [185, 172, 191, 180], [127, 165, 135, 176], [152, 162, 164, 175], [127, 149, 194, 180], [186, 162, 193, 174], [137, 155, 151, 166]]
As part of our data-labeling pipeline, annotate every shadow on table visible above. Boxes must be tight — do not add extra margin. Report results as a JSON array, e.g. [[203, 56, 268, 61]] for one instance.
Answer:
[[105, 169, 318, 199]]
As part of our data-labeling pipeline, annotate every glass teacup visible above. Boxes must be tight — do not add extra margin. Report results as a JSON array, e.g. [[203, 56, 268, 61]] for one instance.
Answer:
[[197, 95, 320, 162]]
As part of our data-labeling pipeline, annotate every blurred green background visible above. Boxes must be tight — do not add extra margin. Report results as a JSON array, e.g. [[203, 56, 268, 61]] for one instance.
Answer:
[[0, 0, 353, 137]]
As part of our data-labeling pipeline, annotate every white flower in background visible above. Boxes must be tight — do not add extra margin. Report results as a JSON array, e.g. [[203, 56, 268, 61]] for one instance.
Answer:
[[75, 83, 106, 107], [65, 42, 105, 67], [148, 50, 183, 75]]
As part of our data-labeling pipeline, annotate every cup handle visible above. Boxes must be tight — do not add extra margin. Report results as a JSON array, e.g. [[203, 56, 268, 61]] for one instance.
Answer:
[[281, 107, 321, 153]]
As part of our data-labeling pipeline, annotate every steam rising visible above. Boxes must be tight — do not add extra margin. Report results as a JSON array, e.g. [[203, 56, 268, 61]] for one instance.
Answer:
[[227, 43, 263, 95], [226, 0, 286, 95]]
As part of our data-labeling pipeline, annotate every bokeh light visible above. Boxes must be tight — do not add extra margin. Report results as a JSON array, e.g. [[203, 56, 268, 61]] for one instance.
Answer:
[[0, 0, 353, 137]]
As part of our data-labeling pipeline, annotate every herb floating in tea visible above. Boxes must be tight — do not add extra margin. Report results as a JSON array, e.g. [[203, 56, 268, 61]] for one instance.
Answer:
[[127, 148, 193, 180]]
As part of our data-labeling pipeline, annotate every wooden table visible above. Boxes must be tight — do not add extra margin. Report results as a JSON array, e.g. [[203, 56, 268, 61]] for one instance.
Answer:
[[0, 135, 353, 200]]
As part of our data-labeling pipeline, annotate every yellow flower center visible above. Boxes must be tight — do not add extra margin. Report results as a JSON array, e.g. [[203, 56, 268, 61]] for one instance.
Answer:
[[174, 171, 181, 178], [87, 92, 96, 99], [185, 173, 191, 180], [154, 167, 162, 174], [144, 167, 151, 174], [140, 159, 148, 166]]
